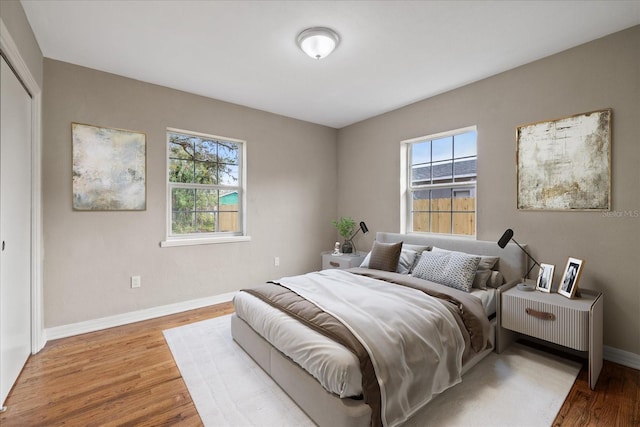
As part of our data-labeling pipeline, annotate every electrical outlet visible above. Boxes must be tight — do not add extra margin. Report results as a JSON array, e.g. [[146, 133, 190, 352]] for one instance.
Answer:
[[274, 257, 280, 267], [131, 276, 141, 288]]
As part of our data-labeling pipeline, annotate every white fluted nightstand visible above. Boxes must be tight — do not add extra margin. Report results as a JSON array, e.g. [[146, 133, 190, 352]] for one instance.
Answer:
[[499, 286, 603, 390]]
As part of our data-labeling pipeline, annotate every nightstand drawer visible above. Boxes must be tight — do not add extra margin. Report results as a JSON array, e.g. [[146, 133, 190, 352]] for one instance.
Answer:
[[502, 293, 589, 351], [323, 257, 352, 269], [321, 252, 366, 270]]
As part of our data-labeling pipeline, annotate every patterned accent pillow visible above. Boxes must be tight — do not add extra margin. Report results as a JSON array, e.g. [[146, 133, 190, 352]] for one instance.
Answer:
[[413, 251, 481, 292], [431, 247, 498, 290], [367, 241, 403, 272]]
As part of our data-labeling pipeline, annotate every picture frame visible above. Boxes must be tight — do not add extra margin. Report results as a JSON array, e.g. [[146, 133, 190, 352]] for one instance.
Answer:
[[558, 258, 584, 299], [516, 109, 611, 211], [72, 123, 146, 211], [536, 263, 554, 293]]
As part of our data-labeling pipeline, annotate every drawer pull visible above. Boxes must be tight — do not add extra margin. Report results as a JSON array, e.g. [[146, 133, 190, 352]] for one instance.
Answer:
[[329, 261, 340, 267], [525, 308, 555, 321]]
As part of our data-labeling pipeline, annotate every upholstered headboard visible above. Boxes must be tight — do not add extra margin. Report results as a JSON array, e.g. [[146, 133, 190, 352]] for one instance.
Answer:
[[375, 232, 527, 284]]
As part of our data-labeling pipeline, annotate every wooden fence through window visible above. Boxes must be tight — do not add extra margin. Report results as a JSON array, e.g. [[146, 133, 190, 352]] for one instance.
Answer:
[[412, 197, 475, 235]]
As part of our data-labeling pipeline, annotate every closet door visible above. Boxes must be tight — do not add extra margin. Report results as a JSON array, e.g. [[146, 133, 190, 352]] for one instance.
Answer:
[[0, 55, 32, 407]]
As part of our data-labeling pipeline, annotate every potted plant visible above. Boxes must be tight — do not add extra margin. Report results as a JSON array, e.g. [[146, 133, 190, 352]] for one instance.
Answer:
[[332, 216, 356, 253]]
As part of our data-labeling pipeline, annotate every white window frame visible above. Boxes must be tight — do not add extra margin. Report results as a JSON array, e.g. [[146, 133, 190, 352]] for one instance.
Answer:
[[161, 127, 249, 247], [400, 126, 477, 237]]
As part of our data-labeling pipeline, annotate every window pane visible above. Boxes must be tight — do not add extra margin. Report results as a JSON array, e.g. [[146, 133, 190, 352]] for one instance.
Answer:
[[171, 188, 195, 211], [453, 188, 475, 211], [169, 134, 194, 160], [218, 164, 239, 185], [431, 188, 452, 211], [195, 138, 217, 162], [172, 211, 195, 234], [412, 164, 431, 185], [219, 211, 239, 232], [432, 160, 453, 183], [169, 159, 194, 183], [454, 131, 477, 158], [453, 213, 474, 235], [453, 158, 477, 179], [411, 141, 431, 166], [220, 190, 238, 208], [196, 212, 216, 232], [432, 136, 453, 162], [432, 213, 452, 234], [196, 189, 218, 211], [194, 161, 217, 184], [218, 141, 239, 165], [412, 212, 430, 233]]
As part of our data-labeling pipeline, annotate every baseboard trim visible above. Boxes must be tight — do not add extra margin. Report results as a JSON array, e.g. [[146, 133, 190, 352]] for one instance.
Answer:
[[604, 345, 640, 370], [45, 292, 235, 342]]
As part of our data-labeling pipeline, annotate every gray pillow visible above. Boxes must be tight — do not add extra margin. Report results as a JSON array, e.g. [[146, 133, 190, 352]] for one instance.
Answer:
[[487, 270, 505, 288], [432, 247, 498, 290], [360, 247, 417, 274], [367, 240, 403, 272], [412, 250, 481, 292]]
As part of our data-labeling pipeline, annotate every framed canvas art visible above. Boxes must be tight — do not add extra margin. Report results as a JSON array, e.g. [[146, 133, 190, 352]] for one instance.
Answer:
[[517, 109, 611, 211], [72, 123, 146, 210]]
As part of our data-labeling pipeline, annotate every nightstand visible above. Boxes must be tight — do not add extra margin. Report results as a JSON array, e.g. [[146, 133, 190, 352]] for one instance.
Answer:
[[321, 251, 366, 270], [498, 286, 603, 390]]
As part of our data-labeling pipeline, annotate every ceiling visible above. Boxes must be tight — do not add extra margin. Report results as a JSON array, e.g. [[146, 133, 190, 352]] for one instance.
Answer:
[[20, 0, 640, 129]]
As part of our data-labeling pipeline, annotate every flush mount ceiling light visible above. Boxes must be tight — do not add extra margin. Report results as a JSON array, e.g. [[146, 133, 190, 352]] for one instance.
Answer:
[[296, 27, 340, 60]]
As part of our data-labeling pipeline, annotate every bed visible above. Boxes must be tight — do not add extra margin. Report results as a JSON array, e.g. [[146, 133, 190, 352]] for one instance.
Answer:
[[231, 232, 527, 427]]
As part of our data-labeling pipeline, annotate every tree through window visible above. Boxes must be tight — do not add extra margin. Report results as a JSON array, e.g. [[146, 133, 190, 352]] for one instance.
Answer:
[[167, 129, 245, 237]]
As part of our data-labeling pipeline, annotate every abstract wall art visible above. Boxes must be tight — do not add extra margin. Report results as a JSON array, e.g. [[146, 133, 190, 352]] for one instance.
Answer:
[[516, 109, 611, 211], [72, 123, 146, 210]]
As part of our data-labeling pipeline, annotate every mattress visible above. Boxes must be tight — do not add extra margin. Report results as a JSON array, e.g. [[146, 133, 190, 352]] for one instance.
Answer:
[[233, 284, 496, 399]]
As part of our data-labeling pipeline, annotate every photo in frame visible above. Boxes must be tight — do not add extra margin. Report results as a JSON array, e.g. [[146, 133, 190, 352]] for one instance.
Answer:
[[559, 257, 584, 299], [517, 109, 611, 211], [72, 123, 146, 211], [536, 263, 554, 293]]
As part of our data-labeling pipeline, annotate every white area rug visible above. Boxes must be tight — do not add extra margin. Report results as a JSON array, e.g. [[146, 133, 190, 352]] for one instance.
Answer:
[[163, 315, 581, 427]]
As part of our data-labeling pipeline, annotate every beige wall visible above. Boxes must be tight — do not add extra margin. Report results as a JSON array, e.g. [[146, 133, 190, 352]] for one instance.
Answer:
[[338, 26, 640, 356], [43, 59, 338, 327]]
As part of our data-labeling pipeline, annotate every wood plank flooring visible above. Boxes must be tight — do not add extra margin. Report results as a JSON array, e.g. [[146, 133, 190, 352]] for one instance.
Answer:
[[1, 302, 638, 426]]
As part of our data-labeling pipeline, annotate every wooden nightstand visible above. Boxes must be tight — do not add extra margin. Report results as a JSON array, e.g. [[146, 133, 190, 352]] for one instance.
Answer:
[[321, 251, 366, 270], [498, 286, 603, 390]]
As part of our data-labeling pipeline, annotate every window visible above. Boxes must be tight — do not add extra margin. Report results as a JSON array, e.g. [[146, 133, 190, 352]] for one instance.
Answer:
[[164, 128, 246, 245], [402, 127, 477, 236]]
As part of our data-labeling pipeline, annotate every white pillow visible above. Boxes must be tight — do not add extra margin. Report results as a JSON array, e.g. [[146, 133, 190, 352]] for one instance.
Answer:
[[412, 250, 481, 292]]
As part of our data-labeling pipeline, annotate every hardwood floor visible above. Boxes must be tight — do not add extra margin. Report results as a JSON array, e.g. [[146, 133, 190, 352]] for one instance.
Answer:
[[1, 302, 638, 426]]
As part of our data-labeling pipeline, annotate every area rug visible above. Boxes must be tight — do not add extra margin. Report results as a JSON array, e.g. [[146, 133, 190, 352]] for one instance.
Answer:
[[163, 315, 581, 427]]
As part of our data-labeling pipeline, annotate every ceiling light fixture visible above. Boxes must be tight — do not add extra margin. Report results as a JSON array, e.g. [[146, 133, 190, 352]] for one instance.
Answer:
[[296, 27, 340, 60]]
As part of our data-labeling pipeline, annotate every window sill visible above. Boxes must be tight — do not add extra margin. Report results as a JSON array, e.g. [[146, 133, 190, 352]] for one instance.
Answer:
[[160, 235, 251, 248]]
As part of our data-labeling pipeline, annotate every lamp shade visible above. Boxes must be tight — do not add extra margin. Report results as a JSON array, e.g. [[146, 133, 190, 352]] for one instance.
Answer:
[[297, 27, 340, 59], [497, 228, 541, 280]]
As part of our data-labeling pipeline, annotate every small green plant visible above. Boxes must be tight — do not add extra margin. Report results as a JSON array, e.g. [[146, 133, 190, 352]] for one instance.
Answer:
[[332, 216, 356, 239]]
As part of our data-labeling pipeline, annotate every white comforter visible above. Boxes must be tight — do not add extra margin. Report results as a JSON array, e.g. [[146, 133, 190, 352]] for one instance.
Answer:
[[274, 269, 465, 427]]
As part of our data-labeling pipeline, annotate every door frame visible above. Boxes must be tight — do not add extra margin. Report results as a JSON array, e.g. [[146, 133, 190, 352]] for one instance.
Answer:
[[0, 19, 44, 353]]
